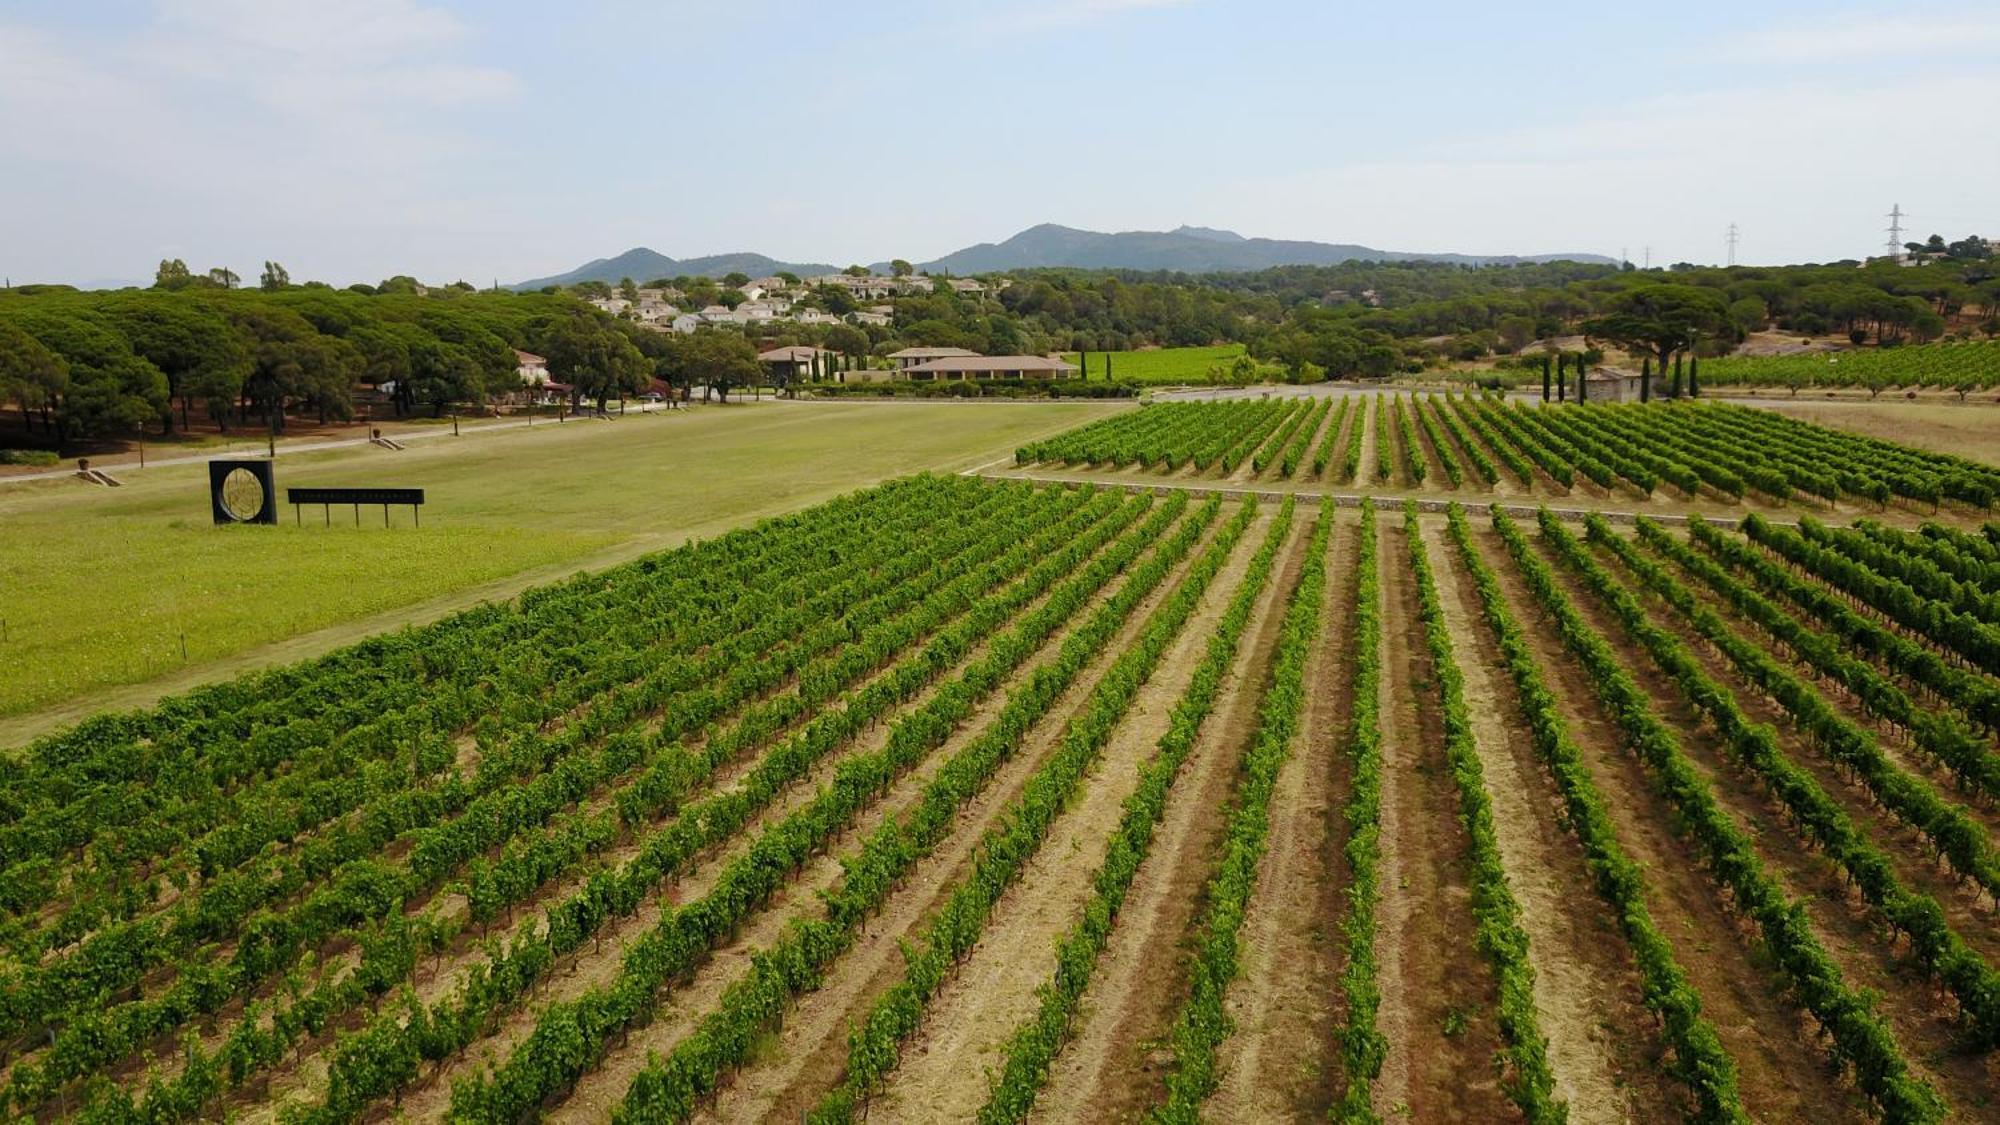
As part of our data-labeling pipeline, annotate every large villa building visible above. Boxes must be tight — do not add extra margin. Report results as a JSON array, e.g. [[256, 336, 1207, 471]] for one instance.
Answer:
[[901, 355, 1079, 381]]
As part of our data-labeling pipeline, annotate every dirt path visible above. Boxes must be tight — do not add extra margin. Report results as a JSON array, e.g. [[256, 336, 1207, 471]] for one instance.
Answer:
[[1422, 522, 1677, 1121], [1029, 510, 1306, 1123], [1319, 401, 1357, 484], [861, 509, 1294, 1123], [1353, 397, 1381, 489], [1467, 524, 1866, 1119], [1205, 514, 1356, 1119], [662, 509, 1238, 1125], [1370, 517, 1509, 1120]]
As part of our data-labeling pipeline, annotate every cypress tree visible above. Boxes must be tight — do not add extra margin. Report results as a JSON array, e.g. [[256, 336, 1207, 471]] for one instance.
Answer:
[[1078, 350, 1087, 380], [1105, 352, 1113, 379], [1689, 355, 1700, 398], [1558, 353, 1568, 402], [1541, 354, 1551, 401], [1672, 352, 1684, 397], [1640, 356, 1651, 403]]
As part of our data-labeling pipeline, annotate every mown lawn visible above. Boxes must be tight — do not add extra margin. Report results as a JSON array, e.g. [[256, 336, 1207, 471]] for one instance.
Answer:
[[0, 400, 1119, 723], [1066, 344, 1248, 384]]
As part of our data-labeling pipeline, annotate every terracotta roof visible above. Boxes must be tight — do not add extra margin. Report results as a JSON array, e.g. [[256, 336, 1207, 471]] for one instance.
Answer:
[[757, 346, 833, 361], [514, 349, 546, 364], [889, 346, 980, 359]]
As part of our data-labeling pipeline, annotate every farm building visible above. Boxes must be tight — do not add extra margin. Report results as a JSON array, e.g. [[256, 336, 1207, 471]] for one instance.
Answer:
[[902, 355, 1079, 381], [889, 346, 981, 372], [1568, 366, 1645, 402], [758, 345, 841, 383]]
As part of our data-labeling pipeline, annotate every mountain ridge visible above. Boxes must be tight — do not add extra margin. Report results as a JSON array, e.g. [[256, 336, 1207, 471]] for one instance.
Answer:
[[513, 224, 1615, 288]]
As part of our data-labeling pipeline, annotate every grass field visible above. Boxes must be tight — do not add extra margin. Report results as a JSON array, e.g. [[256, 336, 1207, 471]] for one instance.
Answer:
[[1067, 344, 1247, 383], [8, 482, 1998, 1122], [0, 400, 1119, 723]]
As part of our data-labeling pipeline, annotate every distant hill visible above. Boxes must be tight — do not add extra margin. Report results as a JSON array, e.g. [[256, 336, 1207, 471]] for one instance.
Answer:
[[513, 247, 838, 290], [913, 224, 1616, 273], [515, 225, 1614, 289]]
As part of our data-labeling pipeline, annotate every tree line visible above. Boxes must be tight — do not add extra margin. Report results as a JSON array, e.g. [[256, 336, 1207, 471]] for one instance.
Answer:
[[0, 281, 770, 450]]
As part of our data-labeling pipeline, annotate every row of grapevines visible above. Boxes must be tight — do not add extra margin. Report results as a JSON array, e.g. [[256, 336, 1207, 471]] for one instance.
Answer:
[[1797, 518, 2000, 626], [974, 497, 1294, 1124], [1372, 396, 1392, 483], [1512, 400, 1656, 492], [0, 481, 944, 933], [1442, 506, 1745, 1121], [0, 483, 1046, 1076], [1708, 406, 2000, 508], [1412, 395, 1462, 487], [1309, 397, 1352, 480], [23, 482, 1104, 1112], [1688, 518, 2000, 731], [1861, 521, 2000, 591], [1151, 498, 1331, 1120], [1391, 396, 1426, 485], [1463, 397, 1573, 489], [1741, 513, 2000, 675], [268, 490, 1189, 1125], [1547, 512, 2000, 1048], [1509, 404, 1626, 492], [1559, 405, 1725, 496], [1493, 507, 1944, 1121], [1646, 519, 2000, 795], [1402, 502, 1560, 1119], [1444, 395, 1534, 487], [1332, 498, 1386, 1120], [1251, 403, 1312, 475], [1426, 395, 1495, 485], [1277, 399, 1331, 478], [0, 481, 1002, 1064], [1590, 516, 2000, 900], [604, 496, 1231, 1123], [1699, 341, 2000, 395], [1541, 403, 1678, 495], [808, 498, 1280, 1122]]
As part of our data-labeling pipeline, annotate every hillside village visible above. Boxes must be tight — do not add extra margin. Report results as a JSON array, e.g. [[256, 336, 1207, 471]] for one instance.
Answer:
[[583, 272, 997, 334]]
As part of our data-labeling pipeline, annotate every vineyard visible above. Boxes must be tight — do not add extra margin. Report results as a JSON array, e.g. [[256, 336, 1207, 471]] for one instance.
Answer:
[[1011, 393, 2000, 512], [4, 468, 2000, 1123], [1700, 339, 2000, 396]]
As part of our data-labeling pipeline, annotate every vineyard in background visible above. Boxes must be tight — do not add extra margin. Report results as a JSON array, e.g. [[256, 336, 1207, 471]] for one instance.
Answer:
[[1701, 339, 2000, 396], [1014, 394, 2000, 511], [2, 469, 1998, 1121]]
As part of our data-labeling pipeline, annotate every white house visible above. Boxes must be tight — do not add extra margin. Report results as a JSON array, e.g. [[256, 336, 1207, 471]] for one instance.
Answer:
[[589, 297, 631, 316], [849, 310, 891, 327], [670, 314, 701, 334], [737, 302, 780, 322], [699, 304, 738, 323], [947, 279, 986, 298], [794, 308, 837, 326]]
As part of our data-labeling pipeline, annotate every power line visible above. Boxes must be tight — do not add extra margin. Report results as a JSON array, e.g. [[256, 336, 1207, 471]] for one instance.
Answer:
[[1725, 222, 1739, 267], [1886, 202, 1905, 259]]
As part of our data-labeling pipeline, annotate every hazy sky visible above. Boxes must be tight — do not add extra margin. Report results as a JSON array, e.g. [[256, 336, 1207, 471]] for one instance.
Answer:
[[4, 0, 1997, 287]]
